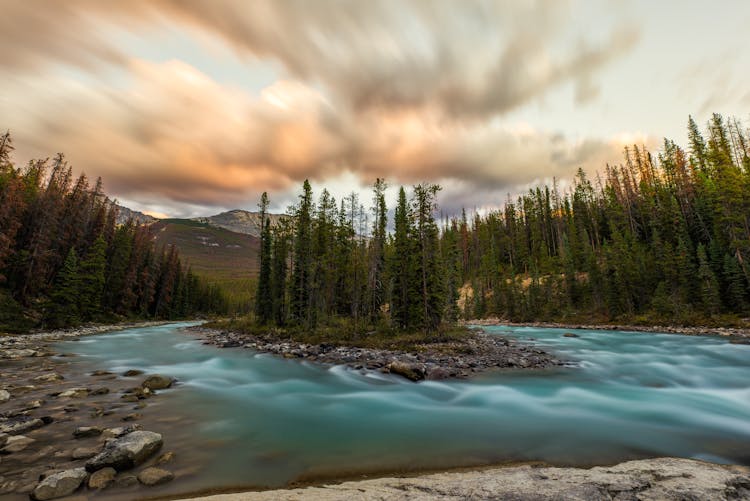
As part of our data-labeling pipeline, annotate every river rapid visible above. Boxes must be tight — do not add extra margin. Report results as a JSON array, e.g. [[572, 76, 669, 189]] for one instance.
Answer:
[[57, 322, 750, 497]]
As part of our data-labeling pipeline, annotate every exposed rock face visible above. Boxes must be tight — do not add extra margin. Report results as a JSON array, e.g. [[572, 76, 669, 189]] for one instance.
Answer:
[[31, 467, 87, 500], [86, 430, 163, 472], [88, 467, 116, 490], [178, 458, 750, 501], [137, 467, 175, 486], [141, 374, 175, 390]]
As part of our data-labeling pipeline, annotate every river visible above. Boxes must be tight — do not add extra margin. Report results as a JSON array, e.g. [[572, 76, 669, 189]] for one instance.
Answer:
[[57, 322, 750, 497]]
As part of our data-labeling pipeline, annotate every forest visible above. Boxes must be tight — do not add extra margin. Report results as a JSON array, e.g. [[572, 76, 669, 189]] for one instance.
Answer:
[[0, 132, 226, 333], [254, 113, 750, 331]]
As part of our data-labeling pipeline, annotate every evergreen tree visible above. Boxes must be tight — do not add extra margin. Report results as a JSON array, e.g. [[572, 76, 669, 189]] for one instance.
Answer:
[[255, 192, 273, 324], [46, 248, 80, 327], [78, 235, 107, 320]]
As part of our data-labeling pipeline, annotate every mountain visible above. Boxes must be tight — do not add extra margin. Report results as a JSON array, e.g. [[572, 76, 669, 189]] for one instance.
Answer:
[[150, 218, 259, 311], [115, 204, 157, 226], [193, 209, 286, 237]]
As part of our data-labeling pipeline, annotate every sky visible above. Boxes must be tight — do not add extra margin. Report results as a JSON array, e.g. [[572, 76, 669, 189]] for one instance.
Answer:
[[1, 0, 749, 218]]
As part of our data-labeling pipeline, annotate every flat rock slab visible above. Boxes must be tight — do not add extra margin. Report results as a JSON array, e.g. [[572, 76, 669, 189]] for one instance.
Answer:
[[177, 458, 750, 501], [86, 430, 163, 472]]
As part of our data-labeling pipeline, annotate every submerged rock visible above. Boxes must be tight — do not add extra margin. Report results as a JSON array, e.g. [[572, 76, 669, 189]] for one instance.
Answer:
[[123, 369, 144, 377], [33, 373, 64, 382], [137, 467, 174, 486], [73, 426, 103, 438], [71, 446, 99, 460], [141, 374, 175, 390], [85, 430, 163, 472], [563, 332, 581, 338], [88, 467, 116, 490], [57, 387, 89, 398], [2, 434, 35, 453], [0, 417, 45, 435], [31, 467, 87, 500]]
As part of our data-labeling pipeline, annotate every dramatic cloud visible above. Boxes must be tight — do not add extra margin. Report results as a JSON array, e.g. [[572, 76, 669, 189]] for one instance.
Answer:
[[0, 0, 646, 215]]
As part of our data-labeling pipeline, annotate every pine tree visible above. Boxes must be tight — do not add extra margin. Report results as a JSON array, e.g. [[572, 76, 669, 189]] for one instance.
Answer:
[[78, 235, 107, 320], [390, 186, 411, 329], [697, 244, 721, 315], [290, 180, 313, 326], [46, 248, 80, 327], [255, 192, 273, 324]]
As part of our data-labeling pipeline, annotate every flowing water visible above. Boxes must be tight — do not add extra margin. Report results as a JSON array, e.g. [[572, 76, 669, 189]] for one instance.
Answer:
[[58, 322, 750, 496]]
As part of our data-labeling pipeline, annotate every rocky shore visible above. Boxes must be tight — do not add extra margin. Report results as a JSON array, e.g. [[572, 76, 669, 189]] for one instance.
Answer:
[[0, 323, 186, 500], [179, 457, 750, 501], [469, 317, 750, 339], [186, 326, 564, 381]]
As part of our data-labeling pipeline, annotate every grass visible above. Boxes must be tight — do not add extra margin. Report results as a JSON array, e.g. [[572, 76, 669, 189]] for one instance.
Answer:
[[206, 316, 474, 353]]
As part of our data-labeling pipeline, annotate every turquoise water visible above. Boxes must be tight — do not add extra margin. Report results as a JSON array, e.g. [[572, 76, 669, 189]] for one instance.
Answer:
[[63, 323, 750, 492]]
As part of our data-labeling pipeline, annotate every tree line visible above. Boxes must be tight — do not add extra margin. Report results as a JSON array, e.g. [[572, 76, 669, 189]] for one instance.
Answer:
[[0, 132, 227, 332], [254, 113, 750, 331]]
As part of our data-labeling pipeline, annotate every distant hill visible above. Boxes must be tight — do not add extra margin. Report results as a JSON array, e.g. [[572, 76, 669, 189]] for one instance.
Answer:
[[115, 204, 157, 226], [193, 209, 286, 237], [150, 218, 260, 312]]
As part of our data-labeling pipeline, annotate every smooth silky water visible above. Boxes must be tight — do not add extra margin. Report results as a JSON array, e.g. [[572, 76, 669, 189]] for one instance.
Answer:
[[58, 322, 750, 496]]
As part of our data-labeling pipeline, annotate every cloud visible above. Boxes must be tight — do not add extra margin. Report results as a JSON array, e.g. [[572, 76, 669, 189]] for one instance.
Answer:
[[0, 0, 642, 215]]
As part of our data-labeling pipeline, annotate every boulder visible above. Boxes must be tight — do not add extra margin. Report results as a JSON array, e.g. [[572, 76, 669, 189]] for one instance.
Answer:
[[388, 361, 425, 381], [85, 431, 163, 472], [0, 389, 10, 403], [141, 374, 175, 390], [73, 426, 103, 438], [87, 467, 116, 490], [137, 467, 174, 486], [31, 468, 87, 500]]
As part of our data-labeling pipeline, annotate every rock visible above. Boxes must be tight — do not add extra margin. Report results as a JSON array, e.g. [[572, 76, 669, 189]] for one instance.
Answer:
[[85, 430, 163, 472], [33, 373, 64, 382], [141, 374, 175, 390], [102, 424, 141, 439], [114, 474, 138, 487], [563, 332, 580, 338], [425, 366, 451, 380], [155, 451, 175, 465], [58, 388, 89, 398], [0, 389, 10, 403], [30, 467, 87, 500], [73, 426, 103, 438], [2, 349, 37, 359], [90, 387, 110, 396], [23, 399, 44, 410], [122, 369, 144, 377], [137, 467, 174, 486], [90, 370, 113, 376], [387, 361, 425, 381], [122, 413, 141, 422], [71, 447, 99, 460], [0, 417, 44, 435], [87, 467, 116, 490]]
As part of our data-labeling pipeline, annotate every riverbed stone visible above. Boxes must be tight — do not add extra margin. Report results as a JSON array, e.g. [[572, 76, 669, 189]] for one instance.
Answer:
[[0, 389, 10, 403], [58, 387, 89, 398], [0, 416, 44, 434], [141, 374, 175, 390], [33, 373, 64, 382], [73, 426, 102, 438], [31, 467, 87, 500], [155, 451, 175, 465], [1, 434, 35, 453], [137, 467, 174, 486], [563, 332, 581, 338], [85, 430, 163, 472], [123, 369, 144, 377], [387, 361, 425, 381], [71, 447, 99, 460], [87, 467, 116, 490]]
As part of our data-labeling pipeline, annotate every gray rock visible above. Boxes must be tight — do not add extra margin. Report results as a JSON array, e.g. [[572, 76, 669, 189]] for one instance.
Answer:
[[0, 389, 10, 403], [87, 467, 116, 490], [141, 374, 175, 390], [137, 467, 174, 486], [2, 435, 35, 453], [85, 430, 163, 472], [73, 426, 103, 438], [31, 467, 87, 500]]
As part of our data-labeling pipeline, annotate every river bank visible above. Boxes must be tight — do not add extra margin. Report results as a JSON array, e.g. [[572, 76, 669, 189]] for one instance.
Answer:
[[0, 322, 198, 499], [178, 457, 750, 501], [468, 317, 750, 339], [185, 325, 563, 381]]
